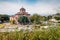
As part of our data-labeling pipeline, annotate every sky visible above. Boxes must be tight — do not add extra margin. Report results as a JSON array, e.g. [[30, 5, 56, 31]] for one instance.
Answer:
[[0, 0, 60, 16]]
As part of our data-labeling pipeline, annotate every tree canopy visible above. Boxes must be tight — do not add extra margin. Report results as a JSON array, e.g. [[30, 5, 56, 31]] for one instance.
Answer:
[[0, 14, 10, 23], [30, 14, 46, 24], [18, 16, 30, 25], [54, 13, 60, 20]]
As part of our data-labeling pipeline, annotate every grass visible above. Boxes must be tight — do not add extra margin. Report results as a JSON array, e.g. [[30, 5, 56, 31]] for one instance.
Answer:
[[0, 25, 60, 40], [0, 23, 59, 40]]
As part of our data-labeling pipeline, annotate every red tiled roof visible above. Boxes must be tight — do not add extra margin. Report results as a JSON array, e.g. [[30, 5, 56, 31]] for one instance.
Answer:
[[15, 12, 30, 15]]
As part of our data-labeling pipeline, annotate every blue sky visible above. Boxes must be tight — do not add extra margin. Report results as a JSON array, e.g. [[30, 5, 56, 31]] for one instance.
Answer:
[[0, 0, 60, 16]]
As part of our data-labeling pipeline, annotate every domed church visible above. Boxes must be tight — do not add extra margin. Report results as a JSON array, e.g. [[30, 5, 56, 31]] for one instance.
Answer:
[[10, 7, 30, 24]]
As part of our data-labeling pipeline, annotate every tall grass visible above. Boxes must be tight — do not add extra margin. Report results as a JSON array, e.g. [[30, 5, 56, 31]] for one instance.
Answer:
[[0, 26, 60, 40]]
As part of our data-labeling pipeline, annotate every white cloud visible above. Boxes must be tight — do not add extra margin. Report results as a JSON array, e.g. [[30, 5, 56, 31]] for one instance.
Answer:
[[0, 2, 20, 15], [0, 1, 60, 16], [22, 2, 58, 16]]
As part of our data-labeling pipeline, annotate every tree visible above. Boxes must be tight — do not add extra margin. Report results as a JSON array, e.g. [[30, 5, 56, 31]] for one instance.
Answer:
[[0, 14, 9, 23], [18, 16, 30, 25], [54, 13, 60, 20], [54, 16, 60, 20], [30, 14, 41, 24], [40, 16, 47, 21], [46, 15, 52, 20], [1, 15, 9, 22], [56, 13, 60, 15]]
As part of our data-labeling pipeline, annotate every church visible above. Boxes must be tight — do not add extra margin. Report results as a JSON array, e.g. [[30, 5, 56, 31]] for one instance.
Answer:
[[10, 7, 30, 24]]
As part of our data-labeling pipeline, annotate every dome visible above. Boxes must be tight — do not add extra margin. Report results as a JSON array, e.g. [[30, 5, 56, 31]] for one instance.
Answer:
[[20, 7, 25, 11]]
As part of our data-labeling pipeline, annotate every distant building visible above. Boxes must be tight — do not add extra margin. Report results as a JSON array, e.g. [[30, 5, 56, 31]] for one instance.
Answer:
[[49, 18, 58, 23], [49, 14, 58, 23], [10, 7, 30, 24]]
